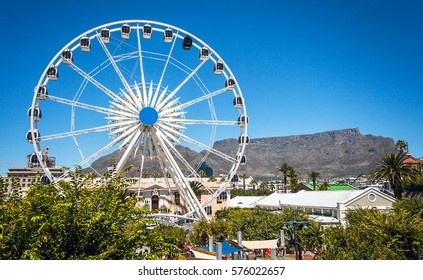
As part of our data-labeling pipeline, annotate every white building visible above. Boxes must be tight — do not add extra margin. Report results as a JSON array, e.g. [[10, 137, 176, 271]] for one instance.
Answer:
[[229, 187, 395, 227]]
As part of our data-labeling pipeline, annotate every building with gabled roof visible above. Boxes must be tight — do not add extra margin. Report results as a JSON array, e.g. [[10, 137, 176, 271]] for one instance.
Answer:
[[253, 187, 395, 227]]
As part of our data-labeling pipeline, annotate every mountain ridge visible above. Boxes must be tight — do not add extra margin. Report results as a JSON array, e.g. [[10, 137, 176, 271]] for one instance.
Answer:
[[87, 128, 397, 178]]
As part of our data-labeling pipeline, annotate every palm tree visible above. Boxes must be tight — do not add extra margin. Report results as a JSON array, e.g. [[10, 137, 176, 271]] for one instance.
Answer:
[[239, 173, 249, 189], [309, 171, 320, 191], [198, 170, 206, 181], [287, 167, 300, 193], [369, 150, 418, 199], [318, 182, 330, 191], [395, 140, 408, 152], [277, 162, 291, 193], [208, 175, 217, 182], [250, 178, 258, 190], [153, 172, 161, 182], [189, 181, 204, 201]]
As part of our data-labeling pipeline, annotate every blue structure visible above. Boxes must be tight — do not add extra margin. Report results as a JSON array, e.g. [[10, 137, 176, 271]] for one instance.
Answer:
[[199, 240, 241, 255]]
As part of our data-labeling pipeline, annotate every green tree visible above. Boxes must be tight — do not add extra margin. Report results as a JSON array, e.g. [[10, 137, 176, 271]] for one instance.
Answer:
[[321, 206, 423, 260], [208, 175, 217, 182], [189, 181, 204, 200], [188, 218, 231, 246], [85, 172, 96, 183], [0, 171, 182, 260], [309, 171, 320, 191], [239, 173, 249, 190], [370, 151, 418, 199], [250, 178, 258, 190], [153, 172, 161, 182], [287, 167, 300, 193], [277, 162, 291, 192], [395, 139, 408, 152], [198, 170, 206, 181], [259, 181, 267, 190], [318, 182, 330, 191]]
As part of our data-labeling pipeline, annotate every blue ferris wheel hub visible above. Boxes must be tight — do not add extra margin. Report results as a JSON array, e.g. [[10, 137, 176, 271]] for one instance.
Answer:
[[139, 107, 158, 126]]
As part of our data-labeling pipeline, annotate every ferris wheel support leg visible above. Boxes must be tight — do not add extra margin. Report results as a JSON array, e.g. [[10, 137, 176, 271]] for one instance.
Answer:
[[151, 130, 209, 221]]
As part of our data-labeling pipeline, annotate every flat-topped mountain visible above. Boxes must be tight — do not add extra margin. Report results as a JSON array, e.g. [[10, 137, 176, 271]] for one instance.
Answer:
[[211, 128, 396, 178], [87, 128, 397, 178]]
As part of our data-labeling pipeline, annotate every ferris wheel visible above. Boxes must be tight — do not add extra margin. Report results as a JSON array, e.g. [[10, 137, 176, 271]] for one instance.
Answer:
[[27, 20, 248, 221]]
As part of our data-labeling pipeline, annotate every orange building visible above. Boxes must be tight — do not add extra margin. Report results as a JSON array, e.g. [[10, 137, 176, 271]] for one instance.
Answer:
[[403, 152, 420, 170]]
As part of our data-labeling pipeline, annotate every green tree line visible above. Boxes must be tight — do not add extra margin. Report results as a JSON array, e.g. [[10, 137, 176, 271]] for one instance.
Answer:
[[0, 169, 183, 260]]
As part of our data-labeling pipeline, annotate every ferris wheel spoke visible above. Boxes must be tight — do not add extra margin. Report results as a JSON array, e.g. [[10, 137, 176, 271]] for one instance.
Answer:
[[168, 119, 238, 126], [115, 129, 142, 172], [158, 87, 227, 117], [156, 123, 182, 144], [177, 130, 235, 163], [109, 121, 141, 138], [156, 122, 234, 163], [97, 36, 133, 96], [136, 25, 147, 97], [150, 85, 167, 109], [159, 57, 210, 108], [45, 95, 136, 118], [155, 129, 207, 182], [154, 31, 178, 102], [119, 88, 140, 111], [68, 63, 128, 105], [109, 100, 138, 115], [40, 124, 116, 141], [68, 124, 140, 170], [158, 121, 185, 131], [153, 85, 169, 109], [155, 84, 180, 111], [151, 130, 207, 218], [133, 82, 144, 108]]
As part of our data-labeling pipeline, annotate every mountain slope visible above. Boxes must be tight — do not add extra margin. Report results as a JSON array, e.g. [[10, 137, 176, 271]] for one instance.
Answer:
[[87, 128, 396, 178]]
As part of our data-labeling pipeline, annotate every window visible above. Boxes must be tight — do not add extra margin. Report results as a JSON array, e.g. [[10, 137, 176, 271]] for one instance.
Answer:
[[217, 192, 227, 203], [174, 192, 180, 205], [151, 195, 159, 211], [205, 206, 212, 215], [323, 209, 331, 217], [368, 193, 376, 202]]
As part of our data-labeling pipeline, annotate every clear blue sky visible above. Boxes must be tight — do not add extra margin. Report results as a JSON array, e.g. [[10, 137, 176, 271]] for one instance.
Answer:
[[1, 0, 422, 175]]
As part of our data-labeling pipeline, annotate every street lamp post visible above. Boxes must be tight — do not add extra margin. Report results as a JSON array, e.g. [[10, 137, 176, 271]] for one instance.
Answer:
[[282, 209, 308, 260]]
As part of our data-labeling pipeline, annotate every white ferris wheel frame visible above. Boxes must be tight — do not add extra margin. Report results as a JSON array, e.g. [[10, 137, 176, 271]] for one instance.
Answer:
[[29, 20, 248, 221]]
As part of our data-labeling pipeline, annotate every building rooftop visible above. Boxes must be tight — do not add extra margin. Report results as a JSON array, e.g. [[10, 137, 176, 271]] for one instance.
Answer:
[[256, 188, 387, 209], [229, 196, 265, 208]]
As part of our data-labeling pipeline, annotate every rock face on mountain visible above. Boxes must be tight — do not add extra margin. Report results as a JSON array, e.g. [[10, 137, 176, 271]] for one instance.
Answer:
[[209, 128, 397, 178], [87, 128, 396, 179]]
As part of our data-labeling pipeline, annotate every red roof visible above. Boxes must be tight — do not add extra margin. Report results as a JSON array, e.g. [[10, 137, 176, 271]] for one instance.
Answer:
[[403, 152, 419, 164]]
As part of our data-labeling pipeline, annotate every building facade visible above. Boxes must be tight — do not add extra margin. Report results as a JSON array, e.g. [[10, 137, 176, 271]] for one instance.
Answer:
[[3, 153, 64, 196], [126, 178, 231, 219]]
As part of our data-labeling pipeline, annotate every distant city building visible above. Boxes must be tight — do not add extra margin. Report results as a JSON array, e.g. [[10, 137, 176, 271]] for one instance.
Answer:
[[125, 177, 229, 218], [3, 149, 64, 196]]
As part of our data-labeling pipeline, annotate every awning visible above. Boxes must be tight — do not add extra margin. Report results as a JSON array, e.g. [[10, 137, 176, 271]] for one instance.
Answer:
[[190, 247, 217, 260], [233, 239, 279, 250], [198, 240, 242, 255]]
